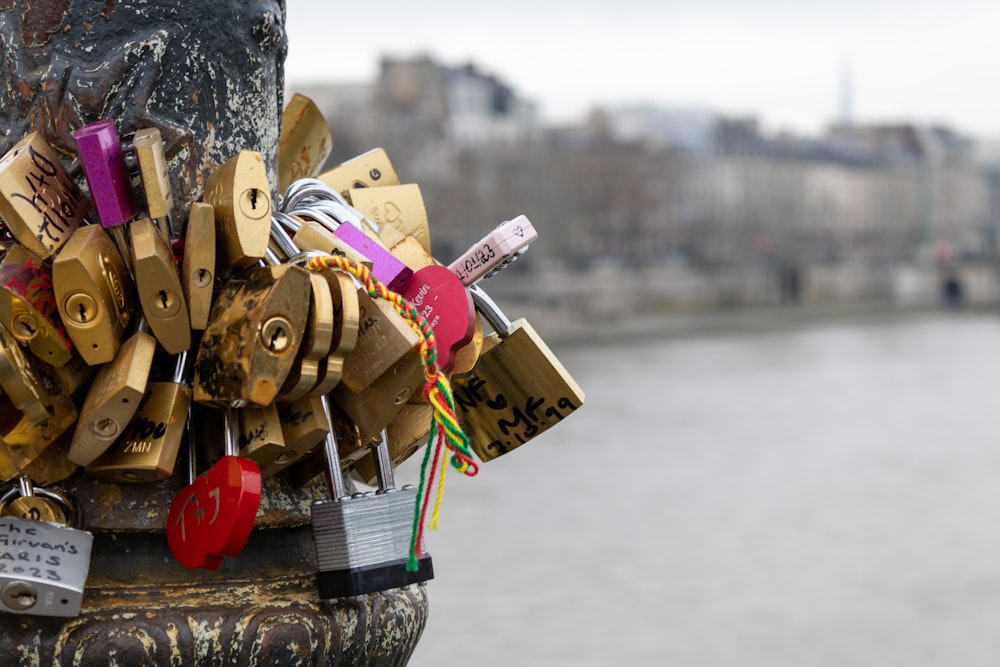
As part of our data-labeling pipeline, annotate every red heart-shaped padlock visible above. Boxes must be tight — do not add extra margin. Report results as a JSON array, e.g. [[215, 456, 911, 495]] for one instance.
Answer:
[[401, 265, 475, 373], [166, 455, 262, 570]]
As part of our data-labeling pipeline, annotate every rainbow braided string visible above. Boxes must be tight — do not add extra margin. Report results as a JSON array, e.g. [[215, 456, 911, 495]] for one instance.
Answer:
[[305, 254, 478, 571]]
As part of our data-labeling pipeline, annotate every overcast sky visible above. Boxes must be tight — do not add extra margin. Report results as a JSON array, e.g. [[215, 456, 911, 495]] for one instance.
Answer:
[[284, 1, 1000, 139]]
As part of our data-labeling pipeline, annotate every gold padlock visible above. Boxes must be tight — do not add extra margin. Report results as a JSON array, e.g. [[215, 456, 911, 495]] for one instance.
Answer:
[[277, 272, 335, 402], [269, 215, 358, 399], [263, 396, 329, 479], [349, 403, 432, 486], [234, 403, 288, 471], [389, 234, 435, 273], [0, 323, 53, 426], [86, 351, 191, 483], [132, 127, 174, 242], [131, 215, 191, 354], [449, 312, 484, 378], [16, 430, 78, 486], [0, 132, 86, 259], [278, 93, 333, 192], [193, 264, 310, 407], [52, 224, 134, 366], [67, 328, 157, 467], [0, 374, 78, 482], [451, 287, 585, 462], [183, 202, 216, 330], [348, 184, 431, 255], [284, 215, 372, 267], [331, 285, 424, 440], [203, 150, 272, 271], [0, 243, 73, 367], [46, 349, 99, 397], [317, 147, 399, 197]]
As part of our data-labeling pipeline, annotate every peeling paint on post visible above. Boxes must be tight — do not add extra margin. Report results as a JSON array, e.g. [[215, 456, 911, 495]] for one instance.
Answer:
[[0, 0, 286, 235], [0, 3, 429, 664]]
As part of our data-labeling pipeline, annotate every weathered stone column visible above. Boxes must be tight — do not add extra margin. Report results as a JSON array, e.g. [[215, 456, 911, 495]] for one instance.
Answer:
[[0, 2, 429, 664]]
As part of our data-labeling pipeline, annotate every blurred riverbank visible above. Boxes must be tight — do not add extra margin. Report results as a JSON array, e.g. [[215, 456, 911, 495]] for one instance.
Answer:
[[408, 309, 1000, 667], [482, 259, 1000, 345]]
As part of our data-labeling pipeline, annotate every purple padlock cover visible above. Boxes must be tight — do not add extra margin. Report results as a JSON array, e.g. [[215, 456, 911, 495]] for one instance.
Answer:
[[333, 222, 413, 292], [73, 119, 137, 228]]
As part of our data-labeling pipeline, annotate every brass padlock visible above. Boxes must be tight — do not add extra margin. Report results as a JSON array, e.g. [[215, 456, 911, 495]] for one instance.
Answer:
[[130, 215, 191, 354], [235, 403, 288, 471], [317, 147, 399, 197], [183, 202, 216, 330], [15, 429, 79, 486], [0, 476, 68, 525], [194, 264, 310, 407], [449, 311, 484, 378], [132, 127, 175, 241], [348, 184, 431, 255], [349, 403, 433, 486], [0, 243, 73, 367], [52, 224, 134, 366], [331, 287, 424, 440], [270, 217, 362, 400], [204, 151, 272, 271], [0, 132, 86, 259], [278, 93, 333, 192], [451, 286, 585, 461], [0, 323, 53, 426], [67, 328, 157, 467], [0, 375, 78, 482], [264, 396, 329, 478], [277, 272, 335, 402], [86, 351, 191, 482], [46, 348, 99, 397], [306, 266, 360, 397], [281, 213, 372, 267]]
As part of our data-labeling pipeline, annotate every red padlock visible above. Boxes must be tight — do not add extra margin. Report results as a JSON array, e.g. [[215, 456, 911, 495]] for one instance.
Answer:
[[167, 406, 261, 570], [400, 264, 474, 374]]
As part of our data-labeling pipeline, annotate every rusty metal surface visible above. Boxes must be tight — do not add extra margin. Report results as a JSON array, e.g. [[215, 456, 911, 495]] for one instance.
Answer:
[[0, 520, 428, 665], [57, 466, 327, 532], [1, 579, 428, 666], [0, 0, 288, 233]]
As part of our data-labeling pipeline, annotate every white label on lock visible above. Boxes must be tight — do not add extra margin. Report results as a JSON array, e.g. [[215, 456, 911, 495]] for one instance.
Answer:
[[0, 516, 93, 617]]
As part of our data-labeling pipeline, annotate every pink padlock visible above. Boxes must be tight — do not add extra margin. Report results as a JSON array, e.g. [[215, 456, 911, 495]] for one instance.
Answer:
[[448, 214, 537, 286], [72, 119, 137, 229], [333, 222, 413, 293]]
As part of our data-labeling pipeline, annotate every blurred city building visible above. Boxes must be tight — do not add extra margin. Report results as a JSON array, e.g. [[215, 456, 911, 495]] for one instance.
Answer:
[[288, 55, 1000, 326]]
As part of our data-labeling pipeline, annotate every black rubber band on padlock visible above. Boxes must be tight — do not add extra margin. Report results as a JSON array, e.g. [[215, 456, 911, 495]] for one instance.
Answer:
[[317, 555, 434, 600]]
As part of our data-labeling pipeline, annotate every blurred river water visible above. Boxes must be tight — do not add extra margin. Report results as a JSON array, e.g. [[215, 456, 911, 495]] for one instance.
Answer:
[[403, 310, 1000, 667]]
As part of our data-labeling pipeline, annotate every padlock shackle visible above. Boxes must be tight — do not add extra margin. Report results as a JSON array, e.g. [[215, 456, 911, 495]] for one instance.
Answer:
[[371, 430, 395, 492], [186, 404, 198, 485], [281, 178, 339, 211], [262, 246, 281, 267], [469, 285, 513, 337], [319, 396, 348, 500], [270, 213, 301, 257], [286, 206, 340, 236], [223, 406, 240, 459], [171, 350, 188, 384], [0, 480, 85, 530]]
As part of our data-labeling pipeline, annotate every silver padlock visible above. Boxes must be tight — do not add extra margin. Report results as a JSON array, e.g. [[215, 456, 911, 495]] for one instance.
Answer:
[[0, 482, 92, 617], [311, 397, 433, 599]]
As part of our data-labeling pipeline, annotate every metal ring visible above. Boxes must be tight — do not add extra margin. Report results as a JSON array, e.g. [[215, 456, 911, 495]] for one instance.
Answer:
[[0, 483, 85, 530]]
